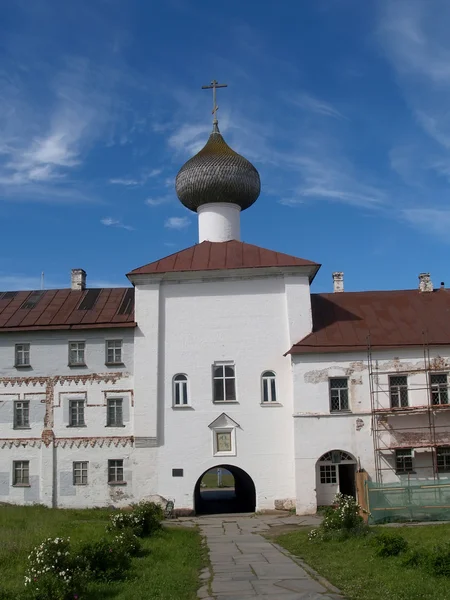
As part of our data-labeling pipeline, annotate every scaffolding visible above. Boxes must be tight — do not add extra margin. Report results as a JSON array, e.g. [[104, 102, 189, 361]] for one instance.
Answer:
[[368, 335, 450, 484], [367, 336, 450, 522]]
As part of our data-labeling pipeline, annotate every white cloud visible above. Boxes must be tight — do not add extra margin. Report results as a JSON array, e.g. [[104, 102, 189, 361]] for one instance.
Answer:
[[109, 178, 140, 186], [0, 57, 124, 203], [164, 216, 190, 230], [402, 208, 450, 242], [379, 1, 450, 149], [168, 123, 211, 155], [145, 195, 172, 207], [284, 92, 347, 120], [100, 217, 134, 231], [109, 168, 162, 186]]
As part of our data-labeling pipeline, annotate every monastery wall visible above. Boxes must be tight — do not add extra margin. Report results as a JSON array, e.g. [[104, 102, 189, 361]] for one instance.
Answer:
[[0, 328, 155, 508], [292, 347, 450, 513], [133, 271, 312, 512]]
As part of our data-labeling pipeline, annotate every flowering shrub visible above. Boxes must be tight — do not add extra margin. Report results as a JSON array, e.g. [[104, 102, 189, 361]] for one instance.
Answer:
[[24, 537, 85, 600], [76, 538, 131, 582], [107, 511, 144, 537], [308, 493, 368, 542], [113, 531, 141, 556], [107, 501, 163, 537], [132, 501, 164, 536]]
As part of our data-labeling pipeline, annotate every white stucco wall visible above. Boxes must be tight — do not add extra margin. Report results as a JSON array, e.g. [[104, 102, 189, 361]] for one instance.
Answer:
[[0, 328, 140, 507], [133, 269, 313, 511], [292, 348, 450, 514]]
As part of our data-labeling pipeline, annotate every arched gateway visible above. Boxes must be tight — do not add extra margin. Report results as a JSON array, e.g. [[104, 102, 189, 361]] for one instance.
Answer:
[[316, 450, 357, 506], [194, 465, 256, 515]]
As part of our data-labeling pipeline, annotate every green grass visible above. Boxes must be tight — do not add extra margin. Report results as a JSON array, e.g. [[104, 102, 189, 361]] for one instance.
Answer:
[[276, 524, 450, 600], [201, 472, 235, 488], [0, 505, 205, 600]]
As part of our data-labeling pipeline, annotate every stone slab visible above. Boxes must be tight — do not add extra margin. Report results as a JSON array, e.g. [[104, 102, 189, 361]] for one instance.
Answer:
[[275, 578, 327, 593], [211, 580, 255, 593], [251, 563, 310, 579]]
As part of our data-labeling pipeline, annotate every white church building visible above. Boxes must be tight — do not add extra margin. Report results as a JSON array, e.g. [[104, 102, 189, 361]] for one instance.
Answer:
[[1, 95, 450, 515]]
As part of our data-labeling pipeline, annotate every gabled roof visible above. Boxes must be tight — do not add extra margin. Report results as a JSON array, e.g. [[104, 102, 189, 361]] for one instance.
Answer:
[[128, 240, 320, 279], [288, 289, 450, 355], [0, 288, 136, 333]]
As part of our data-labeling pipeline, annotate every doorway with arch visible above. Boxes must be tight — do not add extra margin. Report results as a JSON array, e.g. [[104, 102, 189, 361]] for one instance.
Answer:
[[316, 450, 357, 506]]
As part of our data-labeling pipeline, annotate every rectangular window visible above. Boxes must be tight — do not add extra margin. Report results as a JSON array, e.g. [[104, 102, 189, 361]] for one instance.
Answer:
[[15, 343, 30, 367], [389, 375, 408, 408], [14, 400, 30, 428], [69, 400, 85, 427], [106, 340, 123, 365], [69, 341, 86, 366], [320, 465, 337, 484], [73, 461, 88, 485], [107, 398, 123, 427], [437, 447, 450, 473], [395, 449, 414, 473], [13, 461, 29, 486], [329, 378, 349, 412], [430, 374, 448, 406], [108, 459, 124, 484], [213, 364, 236, 402]]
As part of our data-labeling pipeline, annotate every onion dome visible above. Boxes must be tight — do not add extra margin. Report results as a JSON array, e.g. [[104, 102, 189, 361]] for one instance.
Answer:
[[175, 124, 261, 213]]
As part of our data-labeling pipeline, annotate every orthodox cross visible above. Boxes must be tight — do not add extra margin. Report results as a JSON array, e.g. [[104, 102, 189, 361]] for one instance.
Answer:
[[202, 80, 228, 124]]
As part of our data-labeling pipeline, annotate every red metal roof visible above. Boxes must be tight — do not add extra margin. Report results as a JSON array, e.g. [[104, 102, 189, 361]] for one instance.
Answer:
[[128, 240, 320, 278], [289, 289, 450, 354], [0, 288, 135, 333]]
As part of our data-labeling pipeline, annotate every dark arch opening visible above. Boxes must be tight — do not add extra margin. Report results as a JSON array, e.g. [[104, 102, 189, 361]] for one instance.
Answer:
[[194, 465, 256, 515]]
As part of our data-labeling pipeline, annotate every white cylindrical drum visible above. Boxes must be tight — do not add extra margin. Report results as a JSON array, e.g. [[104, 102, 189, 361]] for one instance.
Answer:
[[198, 203, 241, 242]]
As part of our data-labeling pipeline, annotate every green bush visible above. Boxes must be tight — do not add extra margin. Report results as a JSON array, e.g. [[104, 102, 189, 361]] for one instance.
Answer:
[[428, 543, 450, 577], [24, 537, 86, 600], [76, 537, 132, 582], [113, 530, 142, 556], [107, 510, 145, 537], [401, 547, 430, 568], [133, 501, 164, 536], [107, 501, 164, 538], [373, 532, 408, 557], [309, 493, 368, 542]]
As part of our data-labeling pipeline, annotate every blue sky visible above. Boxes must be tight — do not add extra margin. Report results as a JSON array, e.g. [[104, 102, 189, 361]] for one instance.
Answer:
[[1, 0, 449, 292]]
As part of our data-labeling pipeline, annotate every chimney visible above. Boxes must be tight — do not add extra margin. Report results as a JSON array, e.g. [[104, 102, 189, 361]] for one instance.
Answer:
[[332, 272, 344, 293], [418, 272, 433, 293], [71, 269, 86, 291]]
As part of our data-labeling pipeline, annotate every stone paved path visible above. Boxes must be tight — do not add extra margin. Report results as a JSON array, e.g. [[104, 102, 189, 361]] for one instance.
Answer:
[[169, 514, 345, 600]]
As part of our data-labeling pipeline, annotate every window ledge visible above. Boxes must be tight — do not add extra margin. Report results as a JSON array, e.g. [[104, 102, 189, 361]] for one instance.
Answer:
[[14, 427, 31, 430], [14, 365, 31, 369], [12, 484, 31, 487], [260, 402, 283, 407], [108, 481, 127, 486], [66, 425, 87, 428], [330, 410, 352, 415], [172, 405, 194, 410], [105, 362, 125, 367], [213, 400, 239, 404], [396, 471, 416, 475], [105, 425, 126, 428], [68, 364, 87, 368], [73, 483, 88, 486]]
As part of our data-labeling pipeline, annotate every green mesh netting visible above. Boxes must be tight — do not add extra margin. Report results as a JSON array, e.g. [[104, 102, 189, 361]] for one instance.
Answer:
[[367, 480, 450, 524]]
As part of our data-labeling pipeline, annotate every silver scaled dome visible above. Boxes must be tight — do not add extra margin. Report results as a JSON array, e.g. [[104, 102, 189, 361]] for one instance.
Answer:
[[175, 124, 261, 213]]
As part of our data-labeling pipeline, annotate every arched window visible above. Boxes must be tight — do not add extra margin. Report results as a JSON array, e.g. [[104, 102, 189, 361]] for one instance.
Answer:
[[261, 371, 277, 403], [173, 374, 189, 406]]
